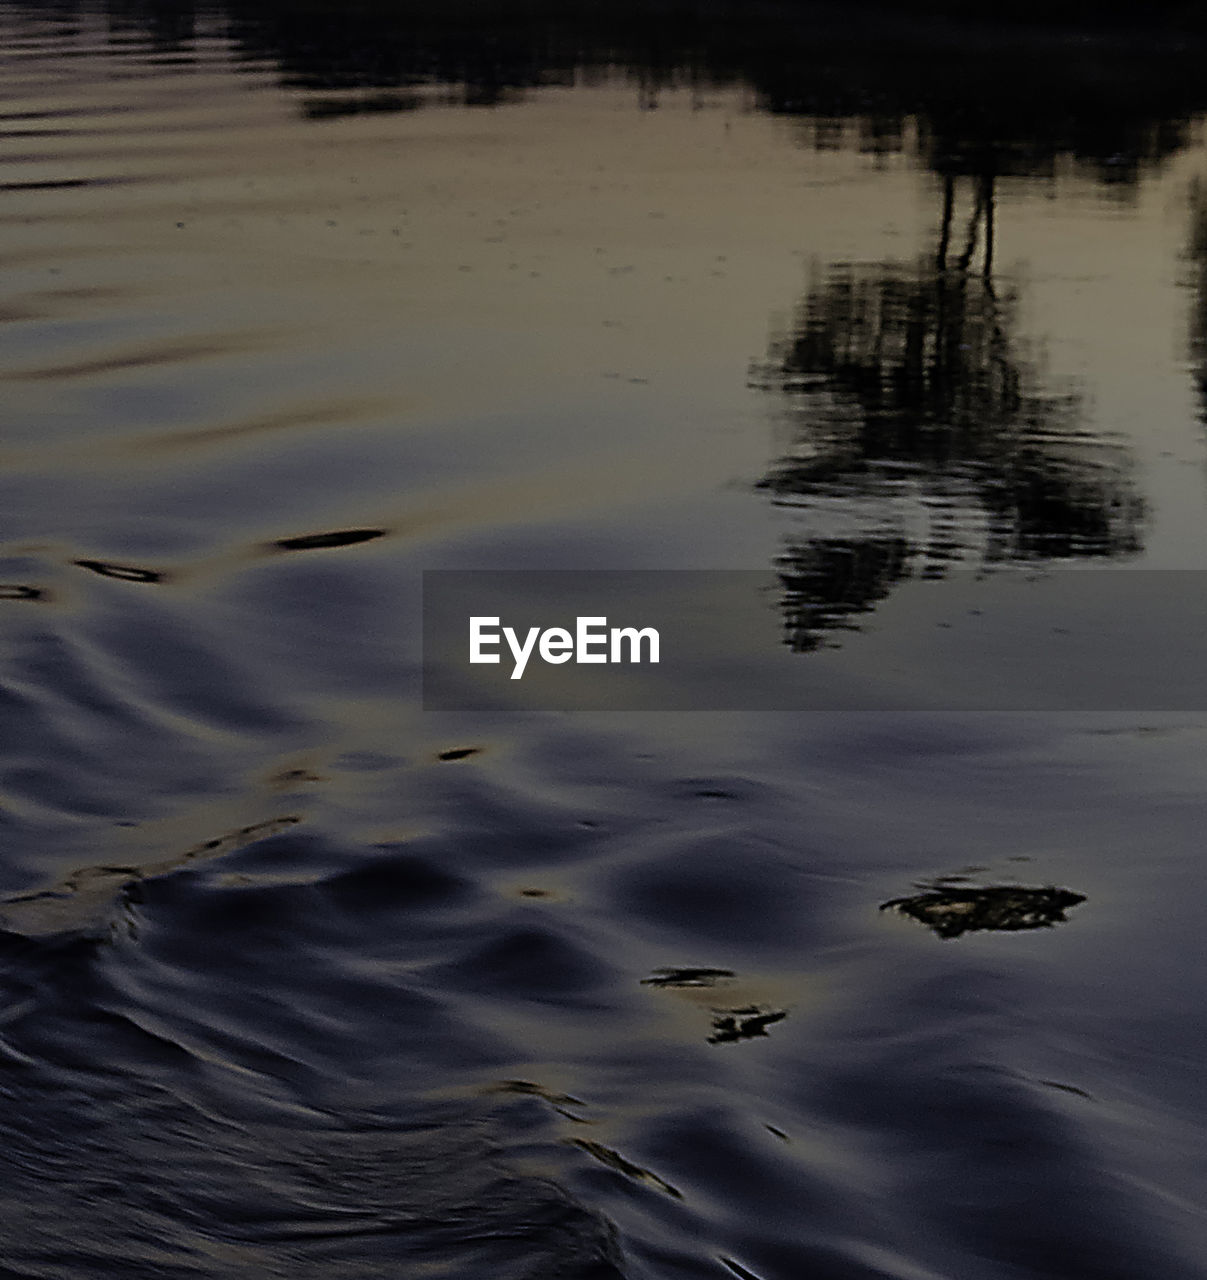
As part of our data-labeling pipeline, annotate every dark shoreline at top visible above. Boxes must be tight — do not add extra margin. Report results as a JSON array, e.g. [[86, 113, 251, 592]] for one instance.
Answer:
[[231, 0, 1207, 37], [15, 0, 1205, 184]]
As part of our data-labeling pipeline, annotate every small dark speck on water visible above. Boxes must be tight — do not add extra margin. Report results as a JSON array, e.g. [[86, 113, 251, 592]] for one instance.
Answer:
[[1039, 1079, 1095, 1100], [720, 1257, 764, 1280], [74, 559, 163, 583], [642, 967, 736, 988], [272, 528, 385, 552], [437, 747, 481, 761]]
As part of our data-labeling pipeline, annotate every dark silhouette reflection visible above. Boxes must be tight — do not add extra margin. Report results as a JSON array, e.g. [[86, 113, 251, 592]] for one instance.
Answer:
[[236, 9, 1203, 187], [775, 538, 910, 650], [302, 91, 423, 121], [880, 884, 1086, 939], [761, 41, 1200, 191], [224, 1, 1204, 184], [1188, 180, 1207, 427], [751, 175, 1145, 651], [10, 1, 1207, 189]]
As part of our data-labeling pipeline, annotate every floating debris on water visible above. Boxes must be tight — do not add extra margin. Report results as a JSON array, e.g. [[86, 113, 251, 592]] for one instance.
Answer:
[[641, 967, 736, 988], [437, 747, 481, 761], [880, 884, 1086, 939], [708, 1006, 788, 1044], [73, 559, 163, 583], [643, 970, 788, 1044], [271, 528, 384, 552], [266, 766, 325, 788], [171, 817, 301, 866], [570, 1139, 682, 1199]]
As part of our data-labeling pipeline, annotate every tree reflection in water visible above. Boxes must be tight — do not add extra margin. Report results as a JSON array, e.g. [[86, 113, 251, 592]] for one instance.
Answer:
[[1188, 179, 1207, 430], [750, 175, 1145, 652]]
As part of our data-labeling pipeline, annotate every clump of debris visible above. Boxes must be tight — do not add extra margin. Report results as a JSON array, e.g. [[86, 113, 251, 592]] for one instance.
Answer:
[[880, 884, 1086, 940], [707, 1006, 787, 1044]]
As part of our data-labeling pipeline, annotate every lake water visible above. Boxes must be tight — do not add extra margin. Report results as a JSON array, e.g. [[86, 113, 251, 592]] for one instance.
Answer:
[[3, 3, 1207, 1277]]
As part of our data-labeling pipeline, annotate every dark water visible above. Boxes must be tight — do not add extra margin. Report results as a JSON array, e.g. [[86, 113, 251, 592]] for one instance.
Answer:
[[4, 3, 1207, 1277]]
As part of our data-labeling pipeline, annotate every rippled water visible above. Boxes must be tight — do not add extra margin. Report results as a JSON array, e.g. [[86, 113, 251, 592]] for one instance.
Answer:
[[4, 4, 1207, 1277]]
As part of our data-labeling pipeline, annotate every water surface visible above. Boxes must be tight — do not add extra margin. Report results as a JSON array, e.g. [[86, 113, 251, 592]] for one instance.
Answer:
[[3, 4, 1207, 1277]]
